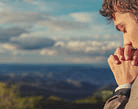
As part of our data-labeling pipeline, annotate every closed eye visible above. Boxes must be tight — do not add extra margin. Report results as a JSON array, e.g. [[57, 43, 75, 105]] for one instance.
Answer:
[[115, 26, 121, 31], [115, 24, 126, 33]]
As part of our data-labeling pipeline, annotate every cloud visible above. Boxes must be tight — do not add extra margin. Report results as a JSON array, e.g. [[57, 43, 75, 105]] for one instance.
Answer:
[[0, 2, 49, 25], [67, 40, 120, 53], [0, 27, 28, 42], [38, 19, 90, 31], [0, 2, 11, 13], [0, 0, 122, 64], [0, 43, 7, 53], [0, 43, 18, 56], [2, 43, 17, 51], [11, 36, 56, 50], [64, 56, 105, 64], [54, 40, 120, 57], [0, 11, 49, 24], [0, 4, 114, 38], [0, 38, 119, 64], [24, 0, 61, 12], [0, 1, 114, 35], [24, 0, 36, 2], [70, 12, 93, 22], [0, 11, 90, 32], [2, 43, 18, 56], [0, 2, 5, 12], [67, 41, 87, 52], [40, 49, 57, 56], [54, 41, 65, 47], [0, 57, 23, 63]]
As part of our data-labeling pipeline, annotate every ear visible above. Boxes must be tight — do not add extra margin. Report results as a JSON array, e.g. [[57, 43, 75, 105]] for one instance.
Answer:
[[123, 37, 132, 47]]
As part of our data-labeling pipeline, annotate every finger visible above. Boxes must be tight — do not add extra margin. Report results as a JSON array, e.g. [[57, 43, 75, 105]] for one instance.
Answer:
[[108, 54, 121, 65], [124, 45, 133, 61], [123, 38, 133, 60], [114, 47, 120, 56], [132, 50, 138, 66], [114, 47, 125, 61]]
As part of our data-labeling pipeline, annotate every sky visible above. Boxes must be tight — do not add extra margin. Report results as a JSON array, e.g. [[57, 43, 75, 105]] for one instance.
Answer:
[[0, 0, 123, 65]]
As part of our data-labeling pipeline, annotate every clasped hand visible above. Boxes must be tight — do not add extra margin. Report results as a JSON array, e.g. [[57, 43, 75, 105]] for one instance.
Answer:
[[108, 44, 138, 85]]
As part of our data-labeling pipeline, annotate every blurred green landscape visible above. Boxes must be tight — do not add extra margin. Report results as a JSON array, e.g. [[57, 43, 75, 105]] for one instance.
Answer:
[[0, 82, 114, 109]]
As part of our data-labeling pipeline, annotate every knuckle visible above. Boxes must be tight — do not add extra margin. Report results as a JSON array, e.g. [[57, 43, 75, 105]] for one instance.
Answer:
[[114, 55, 118, 58], [125, 44, 132, 48], [107, 57, 110, 63], [114, 48, 121, 55], [133, 56, 137, 60], [107, 55, 114, 63], [125, 46, 132, 52], [116, 47, 120, 51], [115, 47, 123, 55], [120, 48, 124, 52], [116, 47, 121, 52], [124, 49, 132, 56], [109, 54, 114, 58]]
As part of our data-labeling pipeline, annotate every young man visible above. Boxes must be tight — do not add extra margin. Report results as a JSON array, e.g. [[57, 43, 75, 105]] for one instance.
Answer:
[[99, 0, 138, 108]]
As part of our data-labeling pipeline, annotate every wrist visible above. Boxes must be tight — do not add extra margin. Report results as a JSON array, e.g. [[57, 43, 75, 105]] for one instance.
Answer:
[[115, 84, 131, 92], [113, 88, 131, 99]]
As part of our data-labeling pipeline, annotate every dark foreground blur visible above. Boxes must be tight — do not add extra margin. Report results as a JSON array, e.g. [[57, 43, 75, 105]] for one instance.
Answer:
[[0, 82, 115, 109], [0, 64, 116, 108]]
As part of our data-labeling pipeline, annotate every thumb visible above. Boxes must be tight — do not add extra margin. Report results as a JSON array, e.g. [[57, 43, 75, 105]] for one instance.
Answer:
[[123, 38, 133, 61], [123, 38, 132, 47]]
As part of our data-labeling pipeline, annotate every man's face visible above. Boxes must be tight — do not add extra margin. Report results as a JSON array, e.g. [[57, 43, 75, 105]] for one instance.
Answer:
[[113, 12, 138, 49]]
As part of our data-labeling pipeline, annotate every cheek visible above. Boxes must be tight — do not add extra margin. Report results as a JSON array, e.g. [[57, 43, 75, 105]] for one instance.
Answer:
[[129, 25, 138, 39], [126, 26, 138, 48], [131, 35, 138, 49]]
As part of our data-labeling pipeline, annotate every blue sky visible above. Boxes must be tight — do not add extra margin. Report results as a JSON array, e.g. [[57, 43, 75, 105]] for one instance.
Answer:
[[0, 0, 123, 64]]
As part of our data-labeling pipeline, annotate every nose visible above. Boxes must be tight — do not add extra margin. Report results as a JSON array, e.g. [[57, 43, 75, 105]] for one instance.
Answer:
[[123, 37, 132, 47]]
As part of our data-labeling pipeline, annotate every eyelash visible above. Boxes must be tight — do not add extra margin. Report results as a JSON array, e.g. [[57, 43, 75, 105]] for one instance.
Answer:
[[123, 28, 127, 33]]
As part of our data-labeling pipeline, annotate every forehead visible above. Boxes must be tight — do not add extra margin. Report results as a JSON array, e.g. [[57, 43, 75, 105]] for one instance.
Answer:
[[113, 12, 131, 25]]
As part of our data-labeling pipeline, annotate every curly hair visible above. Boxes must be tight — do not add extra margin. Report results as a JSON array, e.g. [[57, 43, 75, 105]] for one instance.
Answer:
[[99, 0, 138, 23]]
